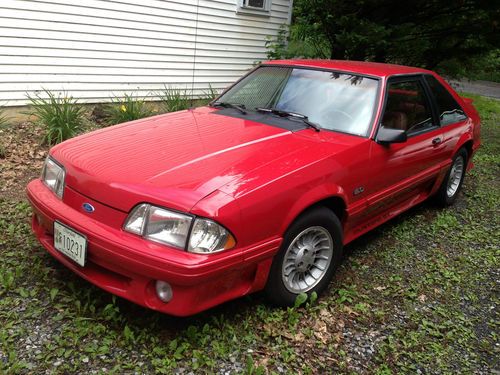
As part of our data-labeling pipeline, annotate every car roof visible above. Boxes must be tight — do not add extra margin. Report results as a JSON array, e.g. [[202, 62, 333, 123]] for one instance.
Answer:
[[264, 59, 433, 78]]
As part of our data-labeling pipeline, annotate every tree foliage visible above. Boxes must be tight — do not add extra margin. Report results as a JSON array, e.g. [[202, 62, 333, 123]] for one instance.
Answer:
[[270, 0, 499, 76]]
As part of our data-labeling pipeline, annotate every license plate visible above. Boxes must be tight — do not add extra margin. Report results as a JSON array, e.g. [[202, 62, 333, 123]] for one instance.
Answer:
[[54, 221, 87, 267]]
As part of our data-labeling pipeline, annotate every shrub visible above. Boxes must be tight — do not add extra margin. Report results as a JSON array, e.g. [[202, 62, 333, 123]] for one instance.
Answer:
[[0, 106, 9, 158], [159, 86, 192, 113], [104, 93, 153, 125], [0, 106, 8, 127], [27, 90, 86, 145], [199, 84, 220, 105]]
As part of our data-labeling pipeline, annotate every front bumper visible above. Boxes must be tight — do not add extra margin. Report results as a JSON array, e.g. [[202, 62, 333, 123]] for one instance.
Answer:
[[27, 179, 280, 316]]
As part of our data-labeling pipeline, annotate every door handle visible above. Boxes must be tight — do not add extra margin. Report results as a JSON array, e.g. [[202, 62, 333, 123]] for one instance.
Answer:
[[432, 137, 442, 145]]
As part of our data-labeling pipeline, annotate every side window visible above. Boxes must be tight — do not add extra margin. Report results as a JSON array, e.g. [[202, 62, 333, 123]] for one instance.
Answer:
[[425, 75, 467, 125], [381, 80, 435, 134]]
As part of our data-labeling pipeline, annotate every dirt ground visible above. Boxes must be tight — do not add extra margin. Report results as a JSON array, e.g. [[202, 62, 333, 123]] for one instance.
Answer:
[[0, 122, 47, 200]]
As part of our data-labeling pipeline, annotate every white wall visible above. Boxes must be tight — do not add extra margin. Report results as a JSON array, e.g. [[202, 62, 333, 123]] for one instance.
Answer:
[[0, 0, 292, 106]]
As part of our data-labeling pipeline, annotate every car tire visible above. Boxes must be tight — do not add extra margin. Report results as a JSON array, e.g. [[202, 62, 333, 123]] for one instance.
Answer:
[[264, 206, 343, 307], [435, 148, 468, 206]]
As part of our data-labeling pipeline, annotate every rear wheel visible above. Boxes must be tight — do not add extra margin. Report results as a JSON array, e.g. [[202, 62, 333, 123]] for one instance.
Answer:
[[265, 207, 343, 306], [435, 148, 468, 206]]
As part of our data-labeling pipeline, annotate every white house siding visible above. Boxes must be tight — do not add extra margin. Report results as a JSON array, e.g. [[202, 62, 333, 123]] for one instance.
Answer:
[[0, 0, 292, 106]]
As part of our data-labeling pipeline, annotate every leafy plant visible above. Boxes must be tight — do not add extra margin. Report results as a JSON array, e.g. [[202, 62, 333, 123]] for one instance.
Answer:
[[158, 85, 191, 113], [294, 292, 308, 308], [200, 84, 220, 105], [266, 25, 289, 60], [0, 106, 9, 127], [27, 89, 86, 145], [336, 286, 358, 304], [0, 108, 7, 158], [245, 355, 266, 375], [104, 93, 153, 125]]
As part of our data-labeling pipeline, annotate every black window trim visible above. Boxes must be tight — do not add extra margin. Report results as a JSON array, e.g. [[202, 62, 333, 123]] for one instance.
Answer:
[[373, 74, 441, 142]]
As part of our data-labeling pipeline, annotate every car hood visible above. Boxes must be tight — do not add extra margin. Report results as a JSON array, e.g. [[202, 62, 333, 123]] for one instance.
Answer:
[[52, 107, 314, 212]]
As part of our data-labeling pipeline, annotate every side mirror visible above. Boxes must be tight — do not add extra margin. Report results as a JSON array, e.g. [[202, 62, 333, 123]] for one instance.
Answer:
[[376, 126, 407, 144]]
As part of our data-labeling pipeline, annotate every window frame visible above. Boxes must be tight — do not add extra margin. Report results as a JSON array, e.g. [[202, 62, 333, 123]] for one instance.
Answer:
[[421, 74, 468, 127], [375, 74, 441, 140], [236, 0, 271, 15]]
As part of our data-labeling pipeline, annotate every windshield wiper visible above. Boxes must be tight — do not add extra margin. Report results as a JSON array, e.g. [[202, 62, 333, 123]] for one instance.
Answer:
[[211, 101, 247, 114], [255, 107, 321, 132]]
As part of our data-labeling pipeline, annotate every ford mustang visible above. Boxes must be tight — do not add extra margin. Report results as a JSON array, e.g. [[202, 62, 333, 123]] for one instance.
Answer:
[[27, 60, 480, 316]]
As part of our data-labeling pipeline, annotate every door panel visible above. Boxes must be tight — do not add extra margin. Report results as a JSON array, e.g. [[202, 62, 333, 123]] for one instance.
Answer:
[[368, 126, 447, 205], [359, 76, 449, 226]]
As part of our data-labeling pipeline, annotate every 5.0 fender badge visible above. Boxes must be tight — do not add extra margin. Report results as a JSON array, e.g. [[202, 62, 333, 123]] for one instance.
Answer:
[[353, 186, 365, 196], [82, 203, 95, 213]]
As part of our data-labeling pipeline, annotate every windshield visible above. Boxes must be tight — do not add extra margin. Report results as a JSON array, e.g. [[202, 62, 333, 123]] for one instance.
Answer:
[[216, 66, 379, 136]]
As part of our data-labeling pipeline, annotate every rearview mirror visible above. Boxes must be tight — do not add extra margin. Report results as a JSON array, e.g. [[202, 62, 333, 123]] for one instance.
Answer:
[[376, 127, 407, 144]]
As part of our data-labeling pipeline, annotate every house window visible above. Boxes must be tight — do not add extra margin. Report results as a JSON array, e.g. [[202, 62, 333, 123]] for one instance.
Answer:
[[244, 0, 265, 8], [237, 0, 271, 15]]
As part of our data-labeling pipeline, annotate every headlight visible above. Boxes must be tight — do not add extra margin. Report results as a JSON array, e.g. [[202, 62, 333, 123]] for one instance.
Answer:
[[42, 156, 65, 198], [123, 204, 236, 253], [188, 218, 236, 254]]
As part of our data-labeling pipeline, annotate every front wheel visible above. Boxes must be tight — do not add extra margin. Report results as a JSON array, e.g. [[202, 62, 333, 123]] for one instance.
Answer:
[[435, 148, 468, 206], [265, 207, 343, 306]]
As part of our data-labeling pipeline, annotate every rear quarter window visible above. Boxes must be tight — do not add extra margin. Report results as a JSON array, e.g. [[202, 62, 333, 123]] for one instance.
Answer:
[[425, 76, 467, 126]]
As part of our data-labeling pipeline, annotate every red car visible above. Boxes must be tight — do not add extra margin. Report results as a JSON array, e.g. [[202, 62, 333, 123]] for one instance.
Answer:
[[27, 60, 480, 316]]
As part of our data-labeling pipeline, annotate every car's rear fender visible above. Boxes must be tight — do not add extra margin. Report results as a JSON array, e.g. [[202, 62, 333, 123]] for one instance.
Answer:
[[453, 125, 477, 166]]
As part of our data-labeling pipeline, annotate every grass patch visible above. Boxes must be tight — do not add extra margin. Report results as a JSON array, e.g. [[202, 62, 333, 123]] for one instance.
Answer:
[[0, 96, 498, 373], [200, 83, 220, 105], [0, 105, 9, 127], [26, 90, 87, 145], [158, 86, 192, 113]]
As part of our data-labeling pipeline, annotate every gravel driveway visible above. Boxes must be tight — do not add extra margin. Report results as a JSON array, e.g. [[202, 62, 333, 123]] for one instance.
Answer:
[[448, 79, 500, 99]]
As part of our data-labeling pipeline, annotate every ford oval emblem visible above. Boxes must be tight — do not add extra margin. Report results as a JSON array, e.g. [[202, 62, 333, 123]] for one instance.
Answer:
[[82, 203, 95, 213]]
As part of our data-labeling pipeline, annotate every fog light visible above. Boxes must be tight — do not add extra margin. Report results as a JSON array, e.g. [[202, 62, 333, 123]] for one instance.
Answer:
[[155, 280, 173, 303]]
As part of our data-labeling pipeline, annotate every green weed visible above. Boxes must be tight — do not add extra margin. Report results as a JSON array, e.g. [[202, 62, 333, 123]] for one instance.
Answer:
[[26, 89, 86, 145], [104, 93, 153, 125], [158, 85, 192, 113], [200, 83, 220, 105], [0, 105, 9, 127]]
